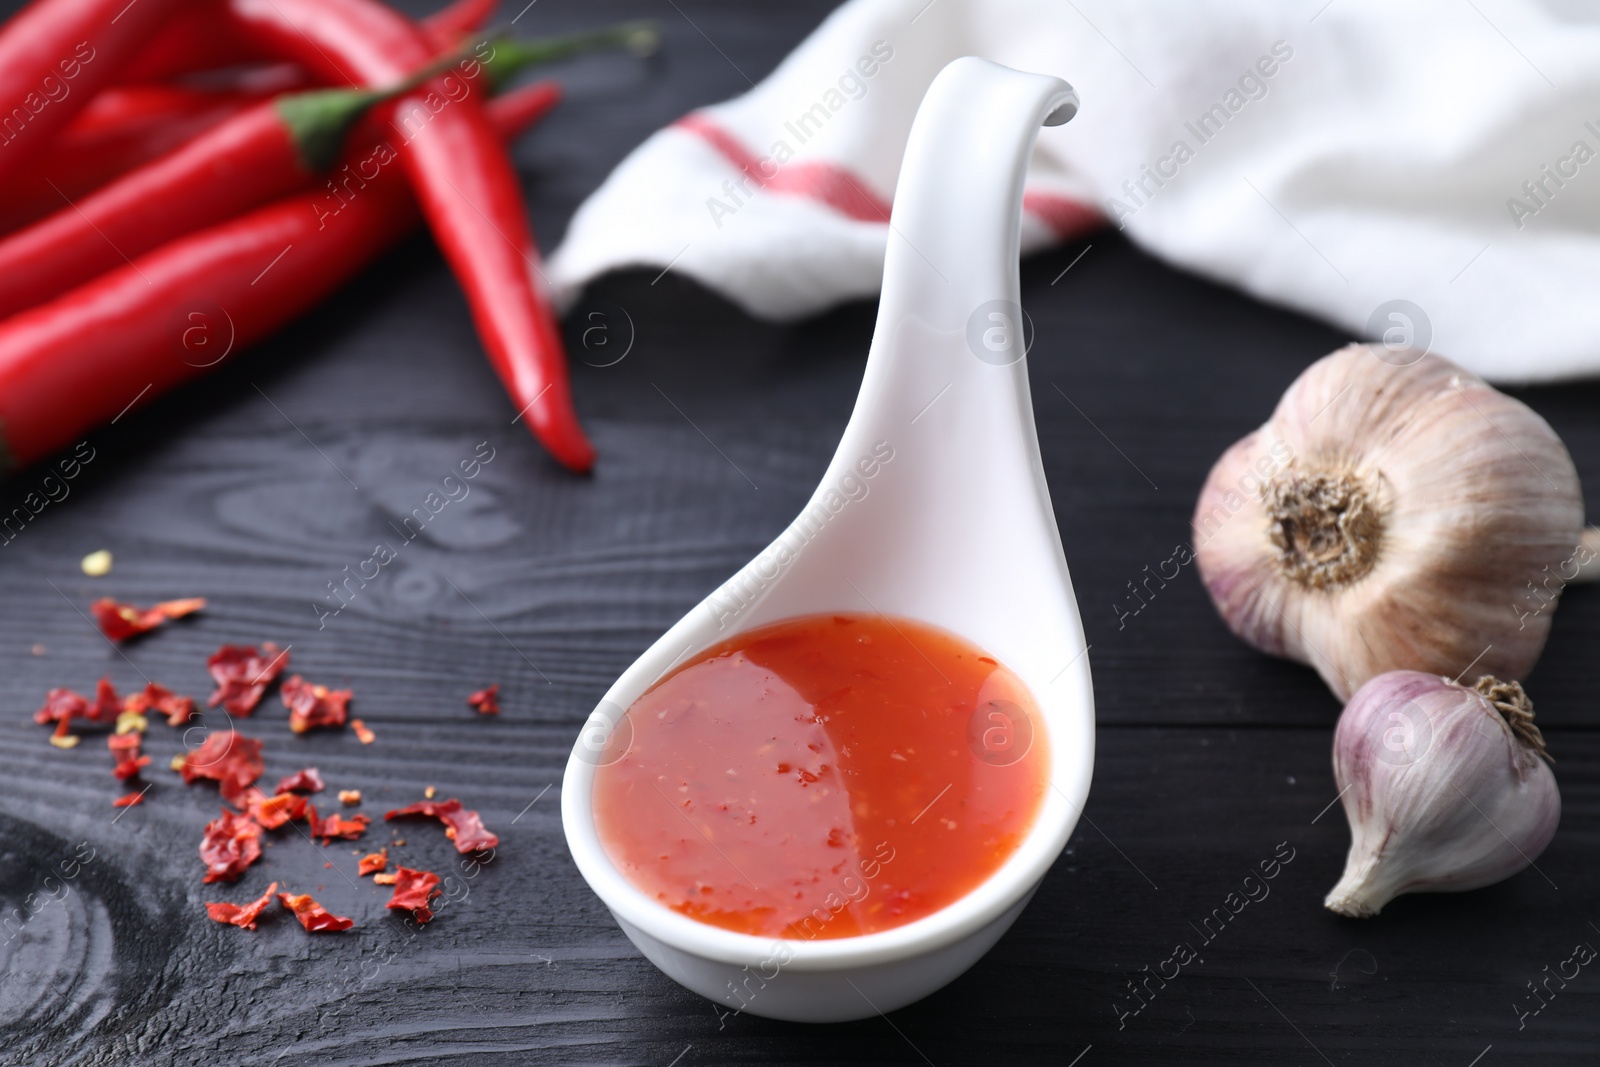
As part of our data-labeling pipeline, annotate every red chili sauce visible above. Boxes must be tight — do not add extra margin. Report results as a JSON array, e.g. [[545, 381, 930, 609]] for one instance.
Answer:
[[592, 612, 1050, 940]]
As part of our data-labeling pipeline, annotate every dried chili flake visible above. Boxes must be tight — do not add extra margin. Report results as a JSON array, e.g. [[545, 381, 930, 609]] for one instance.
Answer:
[[385, 867, 442, 923], [384, 799, 499, 854], [351, 718, 375, 744], [206, 643, 289, 716], [33, 679, 116, 738], [317, 814, 370, 843], [200, 809, 263, 883], [112, 755, 150, 781], [338, 789, 361, 805], [275, 767, 324, 794], [112, 791, 146, 807], [281, 675, 351, 733], [277, 891, 353, 932], [107, 731, 149, 782], [33, 687, 95, 747], [358, 848, 388, 876], [308, 804, 370, 843], [91, 597, 205, 641], [205, 881, 278, 930], [371, 871, 398, 886], [181, 730, 265, 806], [466, 685, 500, 715], [245, 789, 308, 830], [33, 687, 88, 728], [125, 682, 195, 726], [112, 757, 150, 781], [89, 678, 121, 722]]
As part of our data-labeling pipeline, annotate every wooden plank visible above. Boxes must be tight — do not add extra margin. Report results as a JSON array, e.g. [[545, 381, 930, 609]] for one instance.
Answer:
[[4, 721, 1596, 1064]]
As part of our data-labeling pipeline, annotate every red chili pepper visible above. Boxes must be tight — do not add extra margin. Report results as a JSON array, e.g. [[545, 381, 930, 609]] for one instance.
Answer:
[[64, 82, 276, 137], [484, 74, 563, 131], [228, 0, 597, 471], [123, 0, 497, 83], [0, 85, 392, 319], [0, 26, 635, 319], [0, 0, 194, 185], [118, 3, 263, 84], [0, 82, 558, 472], [0, 84, 271, 234], [419, 0, 499, 45]]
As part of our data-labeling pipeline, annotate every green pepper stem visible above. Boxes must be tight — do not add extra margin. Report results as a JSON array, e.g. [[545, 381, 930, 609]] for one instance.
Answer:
[[479, 20, 660, 91], [275, 87, 391, 173], [275, 20, 660, 173]]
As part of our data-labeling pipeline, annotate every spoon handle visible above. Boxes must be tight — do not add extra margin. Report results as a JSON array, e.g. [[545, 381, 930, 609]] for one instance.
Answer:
[[876, 57, 1078, 341]]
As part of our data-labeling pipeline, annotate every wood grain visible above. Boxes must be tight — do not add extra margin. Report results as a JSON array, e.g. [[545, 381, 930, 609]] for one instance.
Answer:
[[3, 1, 1599, 1064]]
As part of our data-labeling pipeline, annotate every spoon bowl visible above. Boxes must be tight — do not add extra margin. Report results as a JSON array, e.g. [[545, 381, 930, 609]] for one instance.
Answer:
[[563, 56, 1094, 1023]]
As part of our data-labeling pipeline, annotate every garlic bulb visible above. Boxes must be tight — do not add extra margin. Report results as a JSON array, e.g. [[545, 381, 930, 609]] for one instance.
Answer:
[[1193, 343, 1583, 700], [1325, 670, 1559, 918]]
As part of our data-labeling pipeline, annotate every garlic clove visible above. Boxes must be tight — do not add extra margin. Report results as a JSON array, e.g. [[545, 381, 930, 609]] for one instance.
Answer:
[[1325, 670, 1560, 918], [1193, 344, 1583, 701]]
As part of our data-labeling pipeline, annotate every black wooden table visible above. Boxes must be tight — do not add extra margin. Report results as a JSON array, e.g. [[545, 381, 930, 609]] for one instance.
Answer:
[[3, 2, 1599, 1064]]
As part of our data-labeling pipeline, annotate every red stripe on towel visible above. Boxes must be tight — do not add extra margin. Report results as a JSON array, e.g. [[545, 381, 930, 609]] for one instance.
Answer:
[[676, 113, 1105, 242], [676, 112, 890, 223]]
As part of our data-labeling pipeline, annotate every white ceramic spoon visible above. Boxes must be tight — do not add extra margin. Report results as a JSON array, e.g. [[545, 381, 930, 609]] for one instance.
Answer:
[[563, 55, 1093, 1023]]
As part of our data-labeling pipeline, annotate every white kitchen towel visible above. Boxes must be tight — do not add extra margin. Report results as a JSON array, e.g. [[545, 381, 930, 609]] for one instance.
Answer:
[[547, 0, 1600, 383]]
